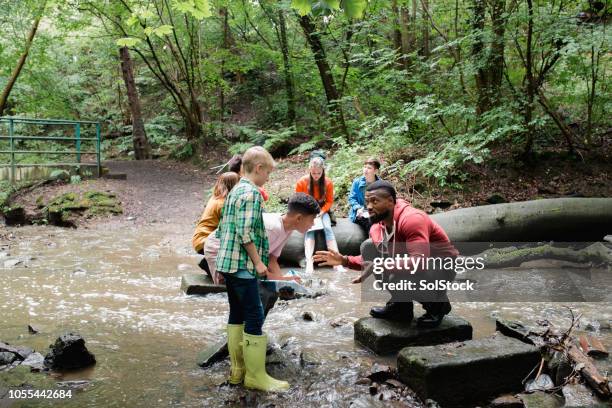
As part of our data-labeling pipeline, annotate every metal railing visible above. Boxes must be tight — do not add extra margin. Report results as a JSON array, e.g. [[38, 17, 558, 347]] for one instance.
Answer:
[[0, 117, 101, 182]]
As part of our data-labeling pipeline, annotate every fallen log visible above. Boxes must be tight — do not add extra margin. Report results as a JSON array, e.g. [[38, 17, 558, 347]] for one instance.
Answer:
[[278, 198, 612, 265], [431, 197, 612, 243]]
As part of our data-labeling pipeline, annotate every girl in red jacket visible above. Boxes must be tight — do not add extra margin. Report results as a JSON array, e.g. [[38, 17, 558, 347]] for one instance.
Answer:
[[295, 156, 346, 273]]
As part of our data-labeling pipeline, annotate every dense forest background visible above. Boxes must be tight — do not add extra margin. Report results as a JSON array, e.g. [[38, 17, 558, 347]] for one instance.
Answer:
[[1, 0, 610, 206]]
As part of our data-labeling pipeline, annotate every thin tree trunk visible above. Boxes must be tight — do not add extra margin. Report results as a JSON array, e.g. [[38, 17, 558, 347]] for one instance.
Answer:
[[391, 0, 403, 56], [278, 8, 296, 125], [298, 15, 349, 141], [400, 4, 411, 69], [488, 0, 506, 93], [219, 6, 229, 128], [0, 16, 42, 115], [421, 0, 430, 58], [523, 0, 536, 157], [410, 0, 418, 50], [471, 0, 489, 114], [119, 47, 152, 160]]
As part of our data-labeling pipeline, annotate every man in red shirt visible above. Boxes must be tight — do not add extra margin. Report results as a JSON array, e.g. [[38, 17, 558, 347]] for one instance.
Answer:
[[314, 180, 458, 328]]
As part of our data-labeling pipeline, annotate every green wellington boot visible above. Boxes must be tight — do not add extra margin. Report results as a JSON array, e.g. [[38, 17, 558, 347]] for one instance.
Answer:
[[227, 324, 245, 384], [242, 332, 289, 392]]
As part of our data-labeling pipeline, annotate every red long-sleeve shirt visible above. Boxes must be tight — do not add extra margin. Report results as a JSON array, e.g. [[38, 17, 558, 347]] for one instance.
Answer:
[[346, 199, 457, 270]]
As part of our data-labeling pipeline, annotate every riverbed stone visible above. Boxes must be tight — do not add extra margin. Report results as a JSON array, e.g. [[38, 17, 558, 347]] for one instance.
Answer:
[[517, 391, 563, 408], [397, 335, 541, 407], [181, 273, 227, 295], [0, 352, 16, 366], [20, 352, 45, 372], [354, 315, 472, 355], [3, 206, 26, 226], [0, 342, 33, 360], [44, 332, 96, 370], [489, 395, 524, 408], [196, 338, 228, 368], [562, 383, 608, 407]]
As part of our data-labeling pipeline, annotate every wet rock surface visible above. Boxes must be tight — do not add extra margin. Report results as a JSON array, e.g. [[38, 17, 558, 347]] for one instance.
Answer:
[[517, 391, 563, 408], [397, 335, 541, 407], [44, 333, 96, 370], [354, 315, 473, 354], [181, 273, 227, 295]]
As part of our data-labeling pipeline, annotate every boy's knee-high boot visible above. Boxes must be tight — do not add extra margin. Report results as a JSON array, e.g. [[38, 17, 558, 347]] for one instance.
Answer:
[[242, 332, 289, 392], [227, 324, 245, 384], [326, 239, 347, 272]]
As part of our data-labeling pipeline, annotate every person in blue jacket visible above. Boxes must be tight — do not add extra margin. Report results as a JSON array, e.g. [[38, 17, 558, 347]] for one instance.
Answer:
[[348, 157, 381, 233]]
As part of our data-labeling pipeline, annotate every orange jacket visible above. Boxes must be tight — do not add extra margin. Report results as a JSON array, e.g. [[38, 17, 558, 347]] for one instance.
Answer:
[[295, 174, 334, 214], [192, 196, 225, 253]]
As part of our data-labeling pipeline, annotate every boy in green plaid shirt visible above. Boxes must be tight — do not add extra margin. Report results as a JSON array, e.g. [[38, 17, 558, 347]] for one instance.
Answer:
[[216, 146, 289, 392]]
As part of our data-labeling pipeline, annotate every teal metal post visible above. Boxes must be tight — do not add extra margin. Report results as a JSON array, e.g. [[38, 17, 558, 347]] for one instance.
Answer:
[[9, 118, 15, 182], [75, 123, 81, 164], [95, 123, 101, 177]]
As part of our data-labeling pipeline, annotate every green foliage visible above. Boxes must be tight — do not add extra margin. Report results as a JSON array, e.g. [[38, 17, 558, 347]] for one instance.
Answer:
[[0, 0, 608, 192]]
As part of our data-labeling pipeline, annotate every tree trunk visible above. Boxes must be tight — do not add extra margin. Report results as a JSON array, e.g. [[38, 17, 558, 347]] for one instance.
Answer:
[[391, 0, 403, 55], [119, 47, 152, 160], [523, 0, 536, 157], [421, 0, 430, 58], [400, 3, 411, 70], [471, 0, 489, 114], [488, 0, 506, 94], [0, 16, 41, 115], [219, 6, 230, 126], [278, 9, 296, 125], [298, 15, 349, 141]]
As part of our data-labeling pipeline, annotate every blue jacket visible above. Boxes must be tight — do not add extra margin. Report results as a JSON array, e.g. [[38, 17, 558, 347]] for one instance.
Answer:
[[348, 175, 379, 222]]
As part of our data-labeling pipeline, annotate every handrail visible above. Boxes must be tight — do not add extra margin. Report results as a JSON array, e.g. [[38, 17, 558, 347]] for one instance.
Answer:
[[0, 117, 102, 182]]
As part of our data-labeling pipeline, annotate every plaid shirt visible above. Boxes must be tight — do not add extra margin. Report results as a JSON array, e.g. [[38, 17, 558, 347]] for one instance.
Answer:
[[216, 178, 269, 276]]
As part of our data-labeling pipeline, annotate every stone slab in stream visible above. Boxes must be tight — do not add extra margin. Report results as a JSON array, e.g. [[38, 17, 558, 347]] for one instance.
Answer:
[[197, 339, 228, 368], [354, 315, 472, 355], [180, 274, 227, 295], [397, 335, 541, 408]]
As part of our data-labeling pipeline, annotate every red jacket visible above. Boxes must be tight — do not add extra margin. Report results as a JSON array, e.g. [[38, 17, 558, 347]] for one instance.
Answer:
[[346, 199, 458, 270]]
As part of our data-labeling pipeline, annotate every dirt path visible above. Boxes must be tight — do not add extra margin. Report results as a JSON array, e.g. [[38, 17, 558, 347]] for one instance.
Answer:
[[10, 160, 217, 228]]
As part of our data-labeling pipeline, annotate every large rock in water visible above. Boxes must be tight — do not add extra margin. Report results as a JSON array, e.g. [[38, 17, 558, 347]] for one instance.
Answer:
[[44, 333, 96, 370], [278, 198, 612, 264], [397, 335, 540, 407], [181, 274, 227, 295], [354, 316, 472, 355]]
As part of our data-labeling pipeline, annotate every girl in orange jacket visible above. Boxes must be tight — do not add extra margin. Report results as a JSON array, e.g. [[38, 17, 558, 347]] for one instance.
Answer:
[[295, 156, 346, 273]]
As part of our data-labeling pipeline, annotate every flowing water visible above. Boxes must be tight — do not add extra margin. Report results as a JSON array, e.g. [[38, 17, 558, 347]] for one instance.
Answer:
[[1, 225, 610, 407]]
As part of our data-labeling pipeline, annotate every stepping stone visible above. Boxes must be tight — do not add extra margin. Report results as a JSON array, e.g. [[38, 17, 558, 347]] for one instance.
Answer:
[[180, 274, 226, 295], [397, 335, 540, 407], [354, 315, 472, 355], [196, 338, 228, 368]]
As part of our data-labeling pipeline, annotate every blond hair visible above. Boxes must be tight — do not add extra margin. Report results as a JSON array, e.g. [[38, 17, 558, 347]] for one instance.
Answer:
[[242, 146, 275, 174]]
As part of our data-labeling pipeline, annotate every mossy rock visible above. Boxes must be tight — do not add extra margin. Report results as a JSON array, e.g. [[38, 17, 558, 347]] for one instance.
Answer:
[[36, 195, 45, 209], [42, 191, 122, 226], [49, 169, 70, 181]]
